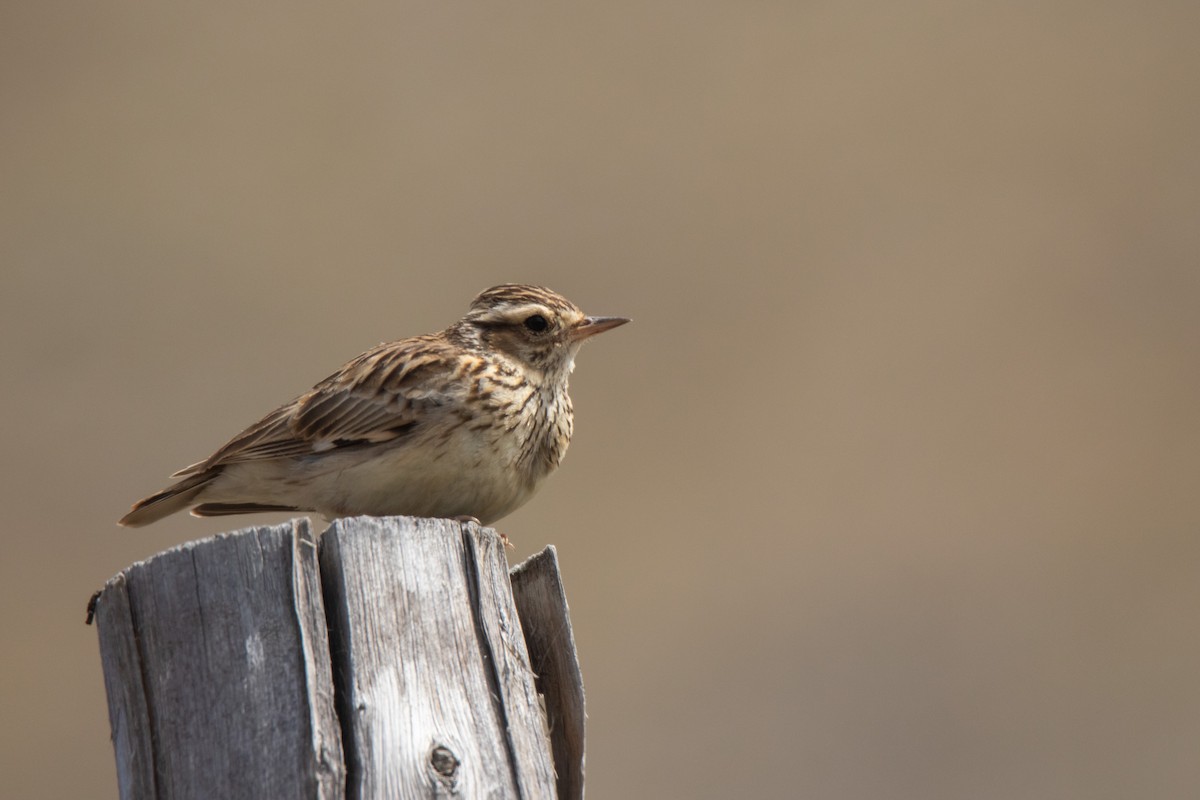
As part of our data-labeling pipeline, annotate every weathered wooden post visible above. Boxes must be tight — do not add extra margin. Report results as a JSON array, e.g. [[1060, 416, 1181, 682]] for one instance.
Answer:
[[92, 516, 585, 800]]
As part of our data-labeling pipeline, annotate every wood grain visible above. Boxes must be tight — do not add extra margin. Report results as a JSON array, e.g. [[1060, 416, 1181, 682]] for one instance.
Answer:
[[511, 546, 587, 800], [94, 518, 344, 800], [95, 516, 581, 798], [318, 516, 558, 800]]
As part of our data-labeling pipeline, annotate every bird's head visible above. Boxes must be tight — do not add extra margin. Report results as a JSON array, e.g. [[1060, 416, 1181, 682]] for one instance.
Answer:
[[454, 284, 629, 380]]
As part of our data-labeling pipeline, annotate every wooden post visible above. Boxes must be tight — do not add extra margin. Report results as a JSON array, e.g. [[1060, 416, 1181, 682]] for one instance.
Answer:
[[511, 548, 587, 800], [93, 516, 585, 800]]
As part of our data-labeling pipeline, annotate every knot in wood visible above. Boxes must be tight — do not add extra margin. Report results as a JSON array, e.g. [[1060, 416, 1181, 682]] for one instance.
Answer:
[[430, 745, 459, 778]]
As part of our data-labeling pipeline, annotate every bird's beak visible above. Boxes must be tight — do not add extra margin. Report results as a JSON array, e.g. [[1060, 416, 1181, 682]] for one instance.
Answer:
[[570, 315, 631, 341]]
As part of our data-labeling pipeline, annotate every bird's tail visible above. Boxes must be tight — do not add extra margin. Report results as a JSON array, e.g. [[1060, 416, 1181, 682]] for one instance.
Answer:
[[118, 471, 217, 527]]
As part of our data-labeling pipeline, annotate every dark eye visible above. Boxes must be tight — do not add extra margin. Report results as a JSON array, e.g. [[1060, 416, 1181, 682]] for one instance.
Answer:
[[523, 314, 549, 333]]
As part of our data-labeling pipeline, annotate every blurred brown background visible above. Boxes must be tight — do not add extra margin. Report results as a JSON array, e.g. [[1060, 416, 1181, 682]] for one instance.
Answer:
[[3, 2, 1198, 797]]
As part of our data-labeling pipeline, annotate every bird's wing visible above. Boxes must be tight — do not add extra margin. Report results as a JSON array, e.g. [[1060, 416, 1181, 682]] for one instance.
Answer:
[[183, 337, 468, 472]]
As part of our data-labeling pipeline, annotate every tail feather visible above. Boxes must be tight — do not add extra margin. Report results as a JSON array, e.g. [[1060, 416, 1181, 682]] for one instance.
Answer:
[[192, 502, 301, 517], [119, 472, 217, 527]]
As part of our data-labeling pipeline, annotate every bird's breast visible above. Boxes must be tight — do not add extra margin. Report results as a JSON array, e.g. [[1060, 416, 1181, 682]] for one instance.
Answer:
[[244, 366, 578, 525]]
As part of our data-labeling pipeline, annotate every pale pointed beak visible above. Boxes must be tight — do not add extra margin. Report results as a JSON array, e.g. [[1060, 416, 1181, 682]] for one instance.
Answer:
[[570, 315, 631, 341]]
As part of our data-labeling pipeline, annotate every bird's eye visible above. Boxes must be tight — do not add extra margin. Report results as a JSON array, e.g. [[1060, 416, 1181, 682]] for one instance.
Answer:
[[523, 314, 549, 333]]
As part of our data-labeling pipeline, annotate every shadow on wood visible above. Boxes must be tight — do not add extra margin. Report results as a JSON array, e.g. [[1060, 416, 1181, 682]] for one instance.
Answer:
[[92, 516, 585, 800]]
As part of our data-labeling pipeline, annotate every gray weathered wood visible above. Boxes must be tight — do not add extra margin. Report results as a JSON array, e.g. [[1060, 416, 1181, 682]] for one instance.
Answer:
[[510, 546, 587, 800], [318, 516, 558, 800], [96, 575, 156, 799], [94, 518, 345, 800], [95, 515, 585, 798]]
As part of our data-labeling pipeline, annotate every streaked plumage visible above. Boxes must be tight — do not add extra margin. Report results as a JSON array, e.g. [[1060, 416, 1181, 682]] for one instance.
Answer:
[[119, 285, 629, 527]]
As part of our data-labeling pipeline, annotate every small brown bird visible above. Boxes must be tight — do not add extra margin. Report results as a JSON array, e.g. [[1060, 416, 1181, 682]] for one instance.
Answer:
[[120, 285, 628, 527]]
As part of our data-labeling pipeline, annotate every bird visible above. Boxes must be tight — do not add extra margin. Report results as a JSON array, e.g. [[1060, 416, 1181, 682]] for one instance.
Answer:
[[119, 284, 629, 528]]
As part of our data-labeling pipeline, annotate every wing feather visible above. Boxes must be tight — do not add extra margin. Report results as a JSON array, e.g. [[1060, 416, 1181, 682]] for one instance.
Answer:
[[183, 335, 466, 472]]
